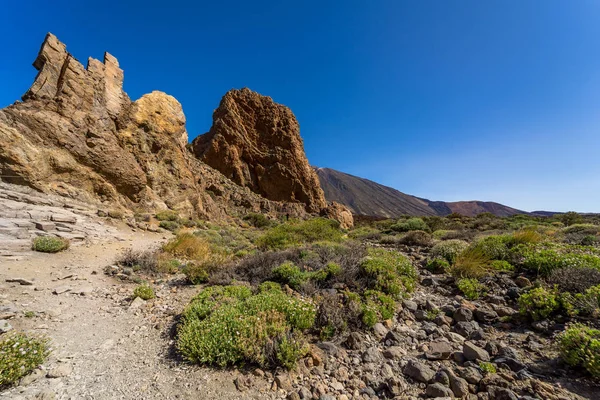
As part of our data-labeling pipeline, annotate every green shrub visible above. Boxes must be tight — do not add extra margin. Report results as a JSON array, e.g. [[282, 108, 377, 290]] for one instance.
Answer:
[[133, 284, 155, 300], [182, 262, 210, 284], [450, 246, 492, 278], [32, 236, 69, 253], [473, 235, 510, 260], [177, 285, 315, 369], [159, 220, 180, 231], [426, 258, 450, 274], [243, 213, 272, 228], [0, 333, 50, 388], [156, 210, 179, 221], [360, 248, 417, 298], [513, 244, 600, 276], [490, 260, 514, 272], [558, 323, 600, 377], [518, 286, 560, 320], [272, 262, 309, 290], [479, 362, 497, 374], [457, 278, 486, 300], [391, 218, 429, 233], [348, 227, 381, 240], [256, 218, 343, 250], [430, 240, 469, 264]]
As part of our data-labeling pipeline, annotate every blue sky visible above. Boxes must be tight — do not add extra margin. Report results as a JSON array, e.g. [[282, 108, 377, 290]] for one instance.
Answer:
[[1, 1, 599, 212]]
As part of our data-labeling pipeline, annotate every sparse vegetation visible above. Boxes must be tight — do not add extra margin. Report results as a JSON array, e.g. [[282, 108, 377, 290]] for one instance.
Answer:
[[32, 236, 69, 253], [256, 218, 343, 250], [177, 285, 314, 369], [558, 324, 600, 377], [133, 284, 155, 300], [0, 333, 50, 388], [430, 240, 469, 264], [456, 278, 486, 300]]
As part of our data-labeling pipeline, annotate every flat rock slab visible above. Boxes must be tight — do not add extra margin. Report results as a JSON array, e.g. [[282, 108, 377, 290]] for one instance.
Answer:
[[0, 319, 12, 333], [35, 221, 56, 231], [51, 214, 77, 224]]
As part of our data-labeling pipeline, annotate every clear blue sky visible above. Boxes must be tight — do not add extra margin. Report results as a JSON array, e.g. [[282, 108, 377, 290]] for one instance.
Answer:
[[1, 1, 599, 212]]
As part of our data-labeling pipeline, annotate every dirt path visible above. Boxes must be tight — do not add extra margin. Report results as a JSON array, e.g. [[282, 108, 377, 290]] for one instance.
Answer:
[[0, 228, 275, 400]]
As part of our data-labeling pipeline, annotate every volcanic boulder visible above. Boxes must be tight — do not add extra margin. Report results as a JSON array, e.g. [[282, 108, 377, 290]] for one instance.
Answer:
[[192, 88, 327, 213]]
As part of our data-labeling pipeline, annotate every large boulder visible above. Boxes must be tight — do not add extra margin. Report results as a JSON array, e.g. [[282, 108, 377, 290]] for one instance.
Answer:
[[192, 88, 327, 213]]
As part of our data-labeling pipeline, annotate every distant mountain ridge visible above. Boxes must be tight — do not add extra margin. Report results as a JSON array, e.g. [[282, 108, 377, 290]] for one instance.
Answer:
[[315, 167, 527, 218]]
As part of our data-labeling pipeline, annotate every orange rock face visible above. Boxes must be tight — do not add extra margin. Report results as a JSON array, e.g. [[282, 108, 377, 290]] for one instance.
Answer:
[[192, 88, 327, 213]]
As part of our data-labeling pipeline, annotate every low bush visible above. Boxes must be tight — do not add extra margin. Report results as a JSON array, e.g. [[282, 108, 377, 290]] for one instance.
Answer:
[[558, 323, 600, 377], [450, 247, 492, 279], [159, 220, 180, 231], [472, 235, 510, 260], [360, 248, 417, 298], [430, 240, 469, 264], [518, 286, 560, 321], [243, 213, 272, 228], [512, 243, 600, 276], [398, 230, 433, 247], [32, 236, 69, 253], [349, 227, 382, 241], [156, 210, 179, 221], [547, 267, 600, 293], [133, 284, 155, 300], [117, 248, 158, 271], [456, 278, 486, 300], [390, 218, 429, 233], [256, 218, 343, 250], [0, 332, 50, 388], [177, 285, 315, 369]]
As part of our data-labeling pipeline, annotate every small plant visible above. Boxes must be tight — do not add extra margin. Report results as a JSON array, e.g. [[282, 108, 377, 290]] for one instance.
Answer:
[[479, 362, 497, 374], [490, 260, 514, 272], [430, 240, 469, 264], [0, 332, 50, 388], [518, 286, 560, 321], [272, 262, 309, 290], [24, 311, 35, 318], [117, 248, 158, 272], [426, 258, 450, 274], [558, 323, 600, 377], [456, 278, 486, 300], [32, 236, 70, 253], [133, 284, 155, 300]]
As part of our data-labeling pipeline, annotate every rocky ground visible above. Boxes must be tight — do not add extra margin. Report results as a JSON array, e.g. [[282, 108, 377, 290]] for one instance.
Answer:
[[1, 189, 600, 400]]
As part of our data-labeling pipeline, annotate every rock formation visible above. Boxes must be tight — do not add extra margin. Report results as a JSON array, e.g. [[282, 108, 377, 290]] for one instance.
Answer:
[[192, 88, 327, 214], [0, 33, 353, 227]]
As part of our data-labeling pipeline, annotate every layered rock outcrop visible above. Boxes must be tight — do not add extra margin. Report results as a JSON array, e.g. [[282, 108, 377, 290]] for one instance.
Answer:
[[192, 88, 327, 214], [0, 33, 308, 221], [0, 33, 353, 227]]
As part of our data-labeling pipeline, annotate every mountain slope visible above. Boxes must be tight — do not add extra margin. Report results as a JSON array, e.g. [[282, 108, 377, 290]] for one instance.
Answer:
[[315, 167, 527, 217]]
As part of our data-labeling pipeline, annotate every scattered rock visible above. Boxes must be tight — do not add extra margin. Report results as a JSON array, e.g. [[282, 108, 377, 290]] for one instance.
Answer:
[[47, 363, 72, 378], [0, 319, 12, 333], [425, 382, 454, 398], [426, 341, 454, 360], [403, 359, 435, 383], [463, 341, 490, 362]]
